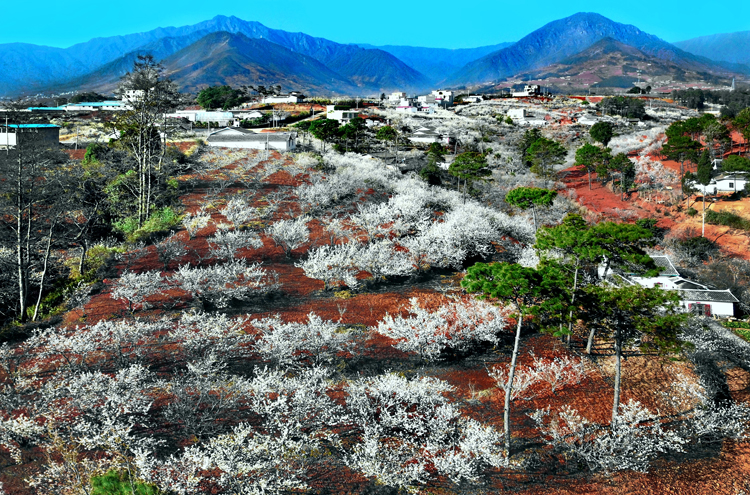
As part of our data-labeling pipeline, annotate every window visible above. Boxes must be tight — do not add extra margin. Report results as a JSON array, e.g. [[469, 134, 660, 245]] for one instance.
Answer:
[[729, 183, 734, 188]]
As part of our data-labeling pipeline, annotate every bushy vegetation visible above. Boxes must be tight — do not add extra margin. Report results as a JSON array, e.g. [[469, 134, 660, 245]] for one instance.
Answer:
[[705, 209, 750, 231]]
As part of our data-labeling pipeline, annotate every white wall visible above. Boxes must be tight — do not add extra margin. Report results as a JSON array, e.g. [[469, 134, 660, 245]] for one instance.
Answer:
[[0, 132, 17, 146], [681, 300, 734, 317]]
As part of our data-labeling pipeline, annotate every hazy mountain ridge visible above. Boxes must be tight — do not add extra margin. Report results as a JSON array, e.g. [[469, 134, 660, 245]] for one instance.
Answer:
[[1, 13, 746, 97], [447, 12, 746, 87], [675, 31, 750, 66], [498, 37, 733, 92], [0, 15, 431, 96], [355, 42, 515, 81]]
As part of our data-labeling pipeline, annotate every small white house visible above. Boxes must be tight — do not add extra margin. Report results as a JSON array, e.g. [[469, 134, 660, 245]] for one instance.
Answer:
[[678, 290, 739, 317], [462, 95, 483, 103], [387, 92, 407, 104], [326, 106, 361, 123], [262, 92, 305, 104], [614, 255, 739, 317], [507, 108, 529, 121], [512, 84, 541, 97], [207, 128, 296, 151], [431, 90, 454, 105], [690, 172, 748, 195]]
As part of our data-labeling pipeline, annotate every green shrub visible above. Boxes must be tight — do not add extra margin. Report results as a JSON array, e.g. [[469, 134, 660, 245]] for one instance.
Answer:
[[705, 209, 750, 230], [91, 469, 161, 495], [687, 207, 698, 217], [723, 321, 750, 329], [115, 207, 183, 243], [734, 328, 750, 342]]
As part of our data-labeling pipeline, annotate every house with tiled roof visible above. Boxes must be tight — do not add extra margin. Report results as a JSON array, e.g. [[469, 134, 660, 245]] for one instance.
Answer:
[[606, 255, 739, 317]]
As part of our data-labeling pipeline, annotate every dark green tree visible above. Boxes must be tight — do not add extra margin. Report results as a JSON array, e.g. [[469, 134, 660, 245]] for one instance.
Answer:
[[662, 134, 701, 198], [609, 152, 635, 200], [375, 125, 398, 161], [91, 469, 161, 495], [448, 151, 491, 201], [733, 108, 750, 156], [420, 142, 445, 185], [309, 118, 340, 153], [462, 262, 558, 456], [590, 121, 615, 147], [338, 117, 366, 152], [584, 285, 686, 425], [583, 221, 659, 353], [525, 137, 566, 187], [575, 143, 610, 190], [196, 85, 248, 110], [517, 128, 543, 168], [505, 186, 558, 231], [534, 214, 595, 342], [696, 149, 713, 236]]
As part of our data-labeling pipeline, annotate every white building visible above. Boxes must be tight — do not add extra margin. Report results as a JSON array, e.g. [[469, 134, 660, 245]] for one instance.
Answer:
[[609, 255, 739, 317], [388, 92, 407, 103], [0, 124, 60, 148], [689, 172, 748, 195], [195, 111, 234, 125], [207, 128, 296, 151], [431, 90, 454, 105], [64, 101, 131, 111], [408, 125, 450, 145], [262, 92, 306, 104], [326, 106, 361, 123], [507, 108, 529, 121], [512, 84, 541, 97], [462, 95, 483, 103]]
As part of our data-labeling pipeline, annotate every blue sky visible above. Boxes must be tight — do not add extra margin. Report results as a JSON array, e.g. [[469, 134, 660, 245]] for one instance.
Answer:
[[3, 1, 749, 48]]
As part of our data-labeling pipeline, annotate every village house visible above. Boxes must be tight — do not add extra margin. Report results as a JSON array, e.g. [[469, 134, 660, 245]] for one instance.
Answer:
[[64, 101, 131, 111], [262, 92, 305, 104], [690, 172, 748, 195], [0, 124, 60, 148], [326, 106, 361, 123], [605, 255, 739, 317], [387, 92, 407, 104], [512, 84, 542, 97], [207, 128, 296, 152]]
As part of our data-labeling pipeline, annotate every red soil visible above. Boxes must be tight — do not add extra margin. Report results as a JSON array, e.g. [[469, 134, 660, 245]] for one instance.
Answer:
[[63, 149, 86, 160]]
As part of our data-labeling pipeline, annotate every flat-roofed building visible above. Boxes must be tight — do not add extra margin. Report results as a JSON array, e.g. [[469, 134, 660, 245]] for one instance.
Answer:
[[0, 124, 60, 148], [207, 128, 296, 151]]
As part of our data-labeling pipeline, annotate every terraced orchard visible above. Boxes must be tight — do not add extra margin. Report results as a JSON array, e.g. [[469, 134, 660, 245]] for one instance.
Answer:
[[1, 147, 750, 495]]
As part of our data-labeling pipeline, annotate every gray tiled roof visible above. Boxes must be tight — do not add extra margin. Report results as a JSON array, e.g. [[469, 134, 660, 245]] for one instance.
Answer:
[[679, 290, 739, 303], [650, 255, 679, 276]]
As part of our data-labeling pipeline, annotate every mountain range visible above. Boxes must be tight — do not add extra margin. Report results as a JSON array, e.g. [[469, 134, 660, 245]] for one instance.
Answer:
[[0, 13, 748, 98], [675, 31, 750, 67]]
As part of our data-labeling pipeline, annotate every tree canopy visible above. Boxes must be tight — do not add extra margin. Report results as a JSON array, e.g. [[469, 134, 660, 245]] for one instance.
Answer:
[[525, 137, 566, 186], [197, 86, 248, 110], [589, 122, 614, 147]]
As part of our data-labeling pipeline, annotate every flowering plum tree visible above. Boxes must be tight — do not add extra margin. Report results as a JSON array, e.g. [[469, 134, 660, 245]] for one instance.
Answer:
[[375, 297, 504, 361], [173, 259, 277, 308], [253, 312, 356, 368], [266, 217, 310, 257]]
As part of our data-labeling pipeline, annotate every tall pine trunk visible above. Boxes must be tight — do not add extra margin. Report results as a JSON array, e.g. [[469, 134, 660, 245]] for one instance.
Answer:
[[503, 311, 524, 457], [16, 152, 27, 322], [33, 221, 55, 321], [612, 327, 622, 426]]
